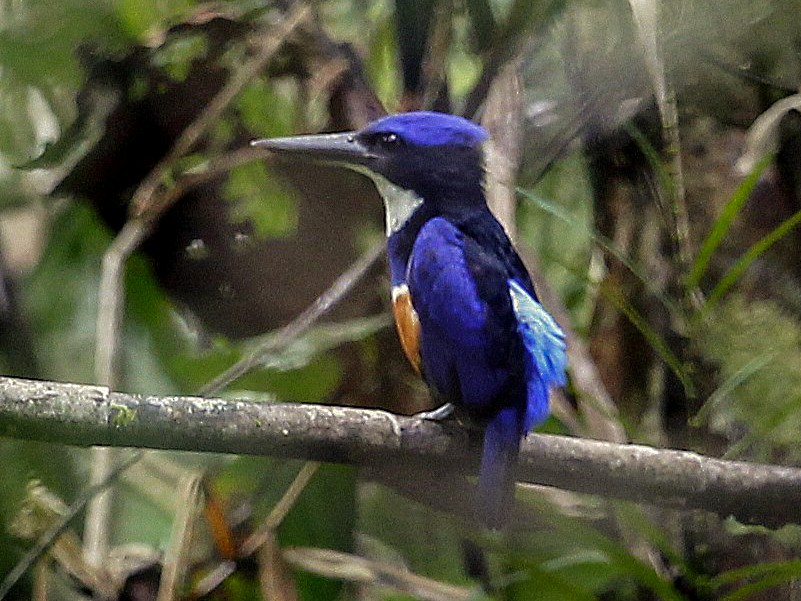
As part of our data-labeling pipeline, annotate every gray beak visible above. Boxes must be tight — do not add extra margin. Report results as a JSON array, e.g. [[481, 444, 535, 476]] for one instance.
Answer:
[[250, 132, 376, 167]]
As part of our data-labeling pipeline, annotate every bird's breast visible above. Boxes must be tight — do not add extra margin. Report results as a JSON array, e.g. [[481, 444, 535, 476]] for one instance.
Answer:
[[391, 283, 422, 375]]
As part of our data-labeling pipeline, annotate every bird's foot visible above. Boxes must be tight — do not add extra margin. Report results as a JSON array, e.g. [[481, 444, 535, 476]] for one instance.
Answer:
[[414, 402, 455, 421]]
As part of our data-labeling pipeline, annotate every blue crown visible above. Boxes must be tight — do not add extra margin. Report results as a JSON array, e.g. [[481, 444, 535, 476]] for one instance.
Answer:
[[362, 111, 488, 148]]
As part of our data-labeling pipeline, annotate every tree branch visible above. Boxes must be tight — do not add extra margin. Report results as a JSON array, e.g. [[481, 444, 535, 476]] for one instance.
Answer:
[[0, 375, 799, 528]]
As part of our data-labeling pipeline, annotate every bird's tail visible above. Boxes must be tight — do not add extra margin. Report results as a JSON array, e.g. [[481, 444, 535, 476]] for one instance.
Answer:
[[478, 405, 523, 529]]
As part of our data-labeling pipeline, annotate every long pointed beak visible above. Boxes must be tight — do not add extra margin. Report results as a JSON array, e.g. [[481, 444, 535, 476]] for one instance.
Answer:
[[250, 132, 376, 167]]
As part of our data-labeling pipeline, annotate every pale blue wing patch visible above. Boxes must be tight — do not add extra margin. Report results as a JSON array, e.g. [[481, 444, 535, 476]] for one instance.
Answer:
[[508, 279, 567, 431]]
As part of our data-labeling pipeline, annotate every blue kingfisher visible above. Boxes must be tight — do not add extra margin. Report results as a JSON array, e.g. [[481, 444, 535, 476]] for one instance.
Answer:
[[252, 111, 567, 527]]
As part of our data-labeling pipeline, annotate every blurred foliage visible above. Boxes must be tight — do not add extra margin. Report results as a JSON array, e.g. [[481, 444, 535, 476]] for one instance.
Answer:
[[2, 0, 801, 600], [224, 161, 299, 238], [695, 295, 801, 462]]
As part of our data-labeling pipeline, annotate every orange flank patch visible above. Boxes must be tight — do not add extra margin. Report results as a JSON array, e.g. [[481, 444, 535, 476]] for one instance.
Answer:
[[391, 286, 422, 375]]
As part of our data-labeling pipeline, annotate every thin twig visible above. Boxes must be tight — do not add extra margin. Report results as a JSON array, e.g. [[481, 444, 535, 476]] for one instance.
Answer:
[[481, 56, 582, 436], [87, 219, 148, 566], [197, 240, 385, 396], [481, 58, 524, 241], [627, 0, 698, 312], [83, 447, 116, 566], [158, 146, 275, 210], [2, 376, 801, 528], [94, 4, 311, 393], [130, 5, 311, 219], [0, 452, 142, 601], [94, 221, 150, 389], [480, 57, 625, 442], [241, 462, 320, 556], [92, 7, 309, 391]]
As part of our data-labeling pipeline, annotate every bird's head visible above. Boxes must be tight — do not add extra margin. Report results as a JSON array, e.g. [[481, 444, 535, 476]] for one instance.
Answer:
[[252, 111, 489, 235]]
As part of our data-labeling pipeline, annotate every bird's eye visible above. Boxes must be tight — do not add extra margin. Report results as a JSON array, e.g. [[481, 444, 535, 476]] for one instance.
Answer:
[[381, 132, 400, 146], [362, 131, 403, 151]]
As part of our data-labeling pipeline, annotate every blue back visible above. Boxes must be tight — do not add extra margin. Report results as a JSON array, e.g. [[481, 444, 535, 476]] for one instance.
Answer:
[[408, 216, 519, 410], [403, 210, 563, 417], [401, 209, 566, 527]]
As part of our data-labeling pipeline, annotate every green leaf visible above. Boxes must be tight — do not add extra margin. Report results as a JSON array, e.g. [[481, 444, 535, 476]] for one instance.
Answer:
[[366, 12, 400, 110], [22, 202, 109, 383], [0, 86, 38, 162], [250, 315, 390, 373], [702, 206, 801, 314], [521, 185, 694, 395], [117, 0, 194, 40], [507, 563, 599, 601], [164, 315, 388, 402], [712, 558, 801, 601], [518, 187, 684, 323], [237, 76, 297, 138], [687, 154, 773, 290], [359, 486, 474, 587], [23, 202, 181, 394], [694, 295, 801, 459], [689, 353, 774, 428], [723, 393, 801, 460], [510, 497, 690, 601], [0, 0, 126, 88]]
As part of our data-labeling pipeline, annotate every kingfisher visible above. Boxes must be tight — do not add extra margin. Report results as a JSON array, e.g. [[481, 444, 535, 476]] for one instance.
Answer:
[[252, 111, 567, 527]]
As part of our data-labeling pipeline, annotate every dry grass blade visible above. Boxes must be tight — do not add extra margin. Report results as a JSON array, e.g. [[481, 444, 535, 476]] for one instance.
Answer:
[[0, 452, 142, 601], [258, 533, 299, 601], [8, 483, 115, 599], [736, 94, 801, 175], [283, 547, 474, 601], [627, 0, 694, 309], [482, 58, 524, 241], [157, 472, 204, 601]]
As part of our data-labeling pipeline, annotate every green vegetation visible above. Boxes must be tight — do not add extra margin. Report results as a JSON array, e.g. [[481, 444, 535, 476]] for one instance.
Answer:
[[1, 0, 801, 599]]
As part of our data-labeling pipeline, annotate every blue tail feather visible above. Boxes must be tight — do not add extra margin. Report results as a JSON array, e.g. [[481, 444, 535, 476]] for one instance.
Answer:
[[478, 405, 523, 529], [475, 280, 568, 528], [508, 279, 567, 431]]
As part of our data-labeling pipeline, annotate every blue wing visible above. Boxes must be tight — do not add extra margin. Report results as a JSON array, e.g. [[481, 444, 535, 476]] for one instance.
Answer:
[[508, 279, 567, 431], [406, 215, 566, 528], [407, 216, 518, 410]]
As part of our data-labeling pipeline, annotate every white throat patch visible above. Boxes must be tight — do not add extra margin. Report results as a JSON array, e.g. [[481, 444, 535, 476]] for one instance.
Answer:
[[351, 166, 423, 236], [374, 176, 424, 236]]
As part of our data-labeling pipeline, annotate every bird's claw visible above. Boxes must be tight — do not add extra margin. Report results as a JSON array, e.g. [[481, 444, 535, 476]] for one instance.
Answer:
[[414, 402, 455, 421]]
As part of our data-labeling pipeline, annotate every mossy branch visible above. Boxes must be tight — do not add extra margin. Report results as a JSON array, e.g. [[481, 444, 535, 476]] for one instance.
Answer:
[[1, 375, 800, 528]]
